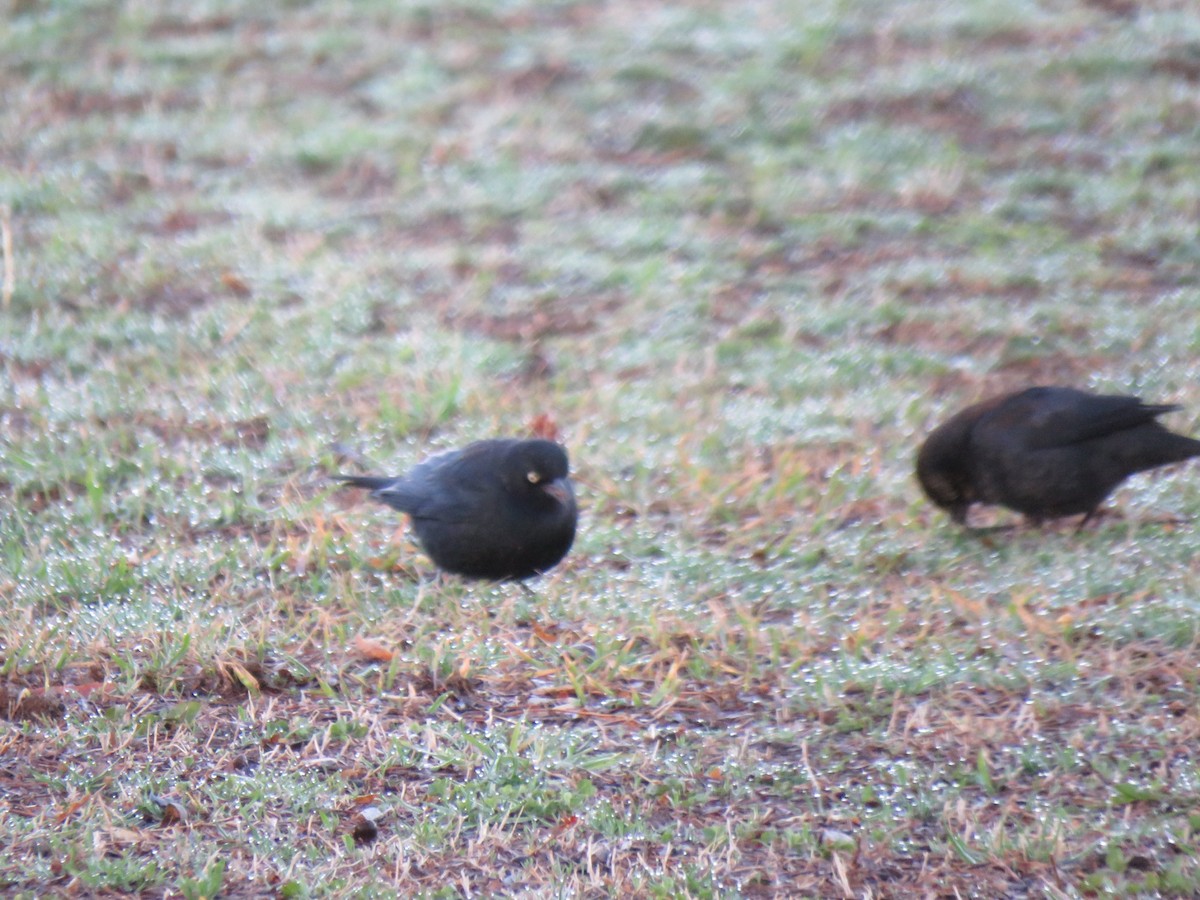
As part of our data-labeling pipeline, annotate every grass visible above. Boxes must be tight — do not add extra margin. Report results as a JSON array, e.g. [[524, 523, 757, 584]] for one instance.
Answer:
[[4, 0, 1200, 896]]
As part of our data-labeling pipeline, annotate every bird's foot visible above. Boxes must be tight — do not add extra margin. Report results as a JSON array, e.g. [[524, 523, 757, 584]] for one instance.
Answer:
[[961, 523, 1018, 549], [1135, 514, 1192, 528]]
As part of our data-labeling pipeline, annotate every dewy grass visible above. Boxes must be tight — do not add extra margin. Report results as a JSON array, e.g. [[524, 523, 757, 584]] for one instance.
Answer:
[[5, 0, 1200, 895]]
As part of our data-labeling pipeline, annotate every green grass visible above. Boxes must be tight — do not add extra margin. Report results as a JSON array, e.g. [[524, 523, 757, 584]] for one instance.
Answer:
[[4, 0, 1200, 896]]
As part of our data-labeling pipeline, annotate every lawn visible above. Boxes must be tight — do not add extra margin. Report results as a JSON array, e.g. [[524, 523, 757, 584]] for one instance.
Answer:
[[3, 0, 1200, 896]]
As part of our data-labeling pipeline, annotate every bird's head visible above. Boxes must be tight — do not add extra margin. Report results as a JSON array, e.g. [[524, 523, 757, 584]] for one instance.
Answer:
[[915, 409, 983, 527], [507, 439, 574, 509], [915, 463, 972, 525]]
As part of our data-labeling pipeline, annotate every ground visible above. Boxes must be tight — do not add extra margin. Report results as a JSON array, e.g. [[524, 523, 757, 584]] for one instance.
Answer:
[[3, 0, 1200, 897]]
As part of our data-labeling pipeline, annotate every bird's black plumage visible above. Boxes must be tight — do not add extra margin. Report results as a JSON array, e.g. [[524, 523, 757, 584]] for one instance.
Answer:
[[336, 438, 577, 580], [916, 386, 1200, 527]]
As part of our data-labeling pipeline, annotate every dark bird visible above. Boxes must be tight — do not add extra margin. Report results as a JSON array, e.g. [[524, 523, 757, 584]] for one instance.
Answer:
[[336, 438, 577, 580], [916, 386, 1200, 527]]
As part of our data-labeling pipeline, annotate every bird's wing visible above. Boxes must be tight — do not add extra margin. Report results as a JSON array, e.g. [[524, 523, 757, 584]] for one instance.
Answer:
[[993, 387, 1177, 449], [395, 441, 515, 521], [370, 477, 436, 515], [334, 472, 434, 515]]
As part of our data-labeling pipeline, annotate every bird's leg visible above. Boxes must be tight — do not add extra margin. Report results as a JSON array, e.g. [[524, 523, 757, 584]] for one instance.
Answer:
[[1075, 507, 1127, 532]]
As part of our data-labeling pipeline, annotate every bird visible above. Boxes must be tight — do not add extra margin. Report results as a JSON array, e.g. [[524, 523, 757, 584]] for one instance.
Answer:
[[916, 386, 1200, 528], [335, 438, 577, 580]]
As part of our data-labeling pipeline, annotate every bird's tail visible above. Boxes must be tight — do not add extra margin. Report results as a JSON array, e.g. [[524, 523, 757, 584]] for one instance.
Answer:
[[1118, 426, 1200, 473], [1140, 403, 1183, 418], [334, 474, 395, 492]]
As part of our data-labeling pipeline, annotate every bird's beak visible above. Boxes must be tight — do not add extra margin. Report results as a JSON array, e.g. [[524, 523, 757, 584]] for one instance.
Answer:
[[543, 478, 573, 506], [950, 504, 969, 527]]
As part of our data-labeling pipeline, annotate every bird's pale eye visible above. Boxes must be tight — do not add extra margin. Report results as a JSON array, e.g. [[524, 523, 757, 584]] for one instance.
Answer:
[[527, 471, 541, 484]]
